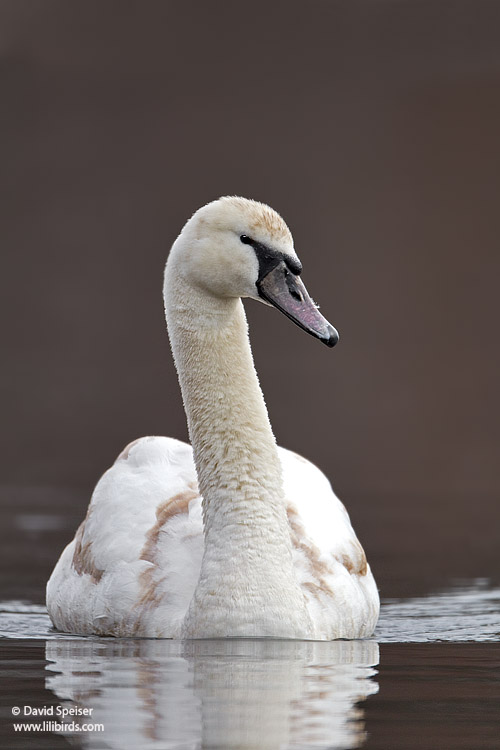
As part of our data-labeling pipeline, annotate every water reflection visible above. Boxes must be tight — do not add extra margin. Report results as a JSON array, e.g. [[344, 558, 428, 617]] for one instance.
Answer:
[[45, 638, 379, 750]]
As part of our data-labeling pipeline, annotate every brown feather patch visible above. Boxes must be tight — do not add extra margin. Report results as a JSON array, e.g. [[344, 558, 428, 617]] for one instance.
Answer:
[[136, 487, 199, 612], [287, 504, 368, 601], [337, 539, 368, 577], [287, 506, 335, 599], [72, 509, 104, 584]]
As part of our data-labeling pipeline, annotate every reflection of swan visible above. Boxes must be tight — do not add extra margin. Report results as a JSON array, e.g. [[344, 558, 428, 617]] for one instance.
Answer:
[[46, 638, 379, 749], [47, 196, 379, 639]]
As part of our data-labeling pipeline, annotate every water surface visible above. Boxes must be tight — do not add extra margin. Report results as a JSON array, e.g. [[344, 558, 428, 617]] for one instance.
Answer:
[[1, 582, 499, 749]]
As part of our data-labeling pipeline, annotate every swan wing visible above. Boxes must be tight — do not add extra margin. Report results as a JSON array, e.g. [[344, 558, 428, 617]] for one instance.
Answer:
[[46, 436, 204, 637], [279, 446, 380, 639]]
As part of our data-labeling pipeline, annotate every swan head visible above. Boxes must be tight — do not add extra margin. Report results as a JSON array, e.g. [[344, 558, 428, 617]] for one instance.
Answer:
[[169, 196, 339, 347]]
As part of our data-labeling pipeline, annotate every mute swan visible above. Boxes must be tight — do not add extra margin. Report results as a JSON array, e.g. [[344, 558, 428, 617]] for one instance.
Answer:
[[47, 196, 379, 640]]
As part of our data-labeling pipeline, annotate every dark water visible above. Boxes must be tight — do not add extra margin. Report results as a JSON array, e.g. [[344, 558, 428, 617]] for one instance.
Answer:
[[1, 607, 499, 750], [1, 488, 500, 749]]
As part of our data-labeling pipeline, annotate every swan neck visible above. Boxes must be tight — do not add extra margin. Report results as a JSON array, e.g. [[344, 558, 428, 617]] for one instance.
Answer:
[[165, 279, 283, 524], [163, 256, 312, 638]]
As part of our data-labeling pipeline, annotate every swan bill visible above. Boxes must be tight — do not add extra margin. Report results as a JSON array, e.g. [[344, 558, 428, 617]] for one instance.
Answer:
[[257, 262, 339, 347]]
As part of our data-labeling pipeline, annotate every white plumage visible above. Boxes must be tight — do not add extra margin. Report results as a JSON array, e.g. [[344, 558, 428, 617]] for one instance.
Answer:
[[47, 196, 379, 639]]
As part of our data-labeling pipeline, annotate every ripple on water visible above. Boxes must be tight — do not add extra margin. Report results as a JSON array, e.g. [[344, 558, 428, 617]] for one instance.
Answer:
[[376, 579, 500, 643], [0, 580, 499, 642]]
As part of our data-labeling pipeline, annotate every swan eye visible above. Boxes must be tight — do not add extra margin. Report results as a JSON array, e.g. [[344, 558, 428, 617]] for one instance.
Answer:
[[240, 235, 252, 245]]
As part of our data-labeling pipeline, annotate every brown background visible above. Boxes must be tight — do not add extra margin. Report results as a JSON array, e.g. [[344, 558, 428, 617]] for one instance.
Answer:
[[1, 0, 499, 601]]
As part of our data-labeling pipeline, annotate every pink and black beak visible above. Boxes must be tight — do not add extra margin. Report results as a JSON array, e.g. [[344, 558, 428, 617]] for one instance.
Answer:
[[256, 258, 339, 348]]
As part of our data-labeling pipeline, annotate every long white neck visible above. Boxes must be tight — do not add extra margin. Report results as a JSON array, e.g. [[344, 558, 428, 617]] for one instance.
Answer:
[[164, 246, 312, 638]]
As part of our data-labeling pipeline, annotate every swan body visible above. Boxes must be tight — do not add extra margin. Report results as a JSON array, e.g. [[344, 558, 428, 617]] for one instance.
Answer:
[[47, 196, 379, 639]]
